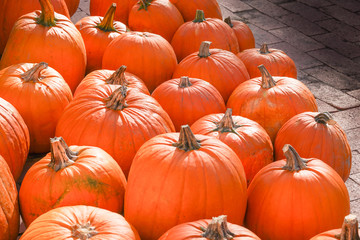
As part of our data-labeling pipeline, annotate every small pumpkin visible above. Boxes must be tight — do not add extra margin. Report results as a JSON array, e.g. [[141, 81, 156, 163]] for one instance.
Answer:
[[90, 0, 130, 25], [169, 0, 222, 22], [64, 0, 80, 16], [224, 16, 255, 52]]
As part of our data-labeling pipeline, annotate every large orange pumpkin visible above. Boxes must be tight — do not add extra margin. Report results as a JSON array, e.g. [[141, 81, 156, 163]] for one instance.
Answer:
[[0, 62, 72, 153], [173, 41, 250, 102], [245, 144, 350, 240], [64, 0, 79, 16], [227, 65, 318, 142], [171, 10, 239, 62], [125, 125, 247, 240], [152, 76, 226, 131], [19, 137, 127, 227], [275, 112, 351, 181], [90, 0, 129, 25], [224, 17, 255, 52], [191, 108, 273, 185], [103, 31, 177, 92], [20, 205, 140, 240], [0, 0, 86, 93], [76, 3, 127, 74], [169, 0, 222, 22]]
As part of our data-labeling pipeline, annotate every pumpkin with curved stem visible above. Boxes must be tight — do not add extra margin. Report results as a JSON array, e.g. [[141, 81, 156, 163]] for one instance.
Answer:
[[169, 0, 222, 21], [0, 62, 72, 153], [191, 108, 273, 185], [125, 125, 247, 240], [245, 144, 350, 240], [171, 10, 239, 62], [90, 0, 130, 25], [19, 137, 127, 227], [224, 16, 255, 52], [64, 0, 79, 16], [76, 3, 127, 74], [20, 205, 140, 240], [152, 76, 226, 131], [275, 111, 351, 181], [227, 65, 318, 142], [0, 0, 86, 93], [173, 41, 250, 102]]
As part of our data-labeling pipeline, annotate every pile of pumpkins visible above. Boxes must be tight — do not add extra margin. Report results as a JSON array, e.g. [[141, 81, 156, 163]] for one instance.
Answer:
[[0, 0, 358, 239]]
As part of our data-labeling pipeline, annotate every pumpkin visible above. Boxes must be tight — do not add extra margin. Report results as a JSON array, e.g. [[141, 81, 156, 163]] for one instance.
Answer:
[[0, 62, 72, 153], [0, 98, 29, 181], [0, 155, 19, 240], [191, 108, 273, 185], [227, 65, 318, 142], [20, 205, 140, 240], [102, 31, 177, 92], [237, 43, 297, 79], [76, 3, 127, 74], [56, 85, 175, 176], [152, 76, 226, 131], [310, 214, 360, 240], [19, 137, 127, 226], [125, 125, 247, 240], [169, 0, 222, 22], [0, 0, 69, 54], [171, 10, 239, 62], [173, 41, 250, 102], [90, 0, 130, 25], [274, 112, 352, 181], [245, 144, 350, 240], [64, 0, 80, 16], [159, 215, 260, 240], [128, 0, 184, 42], [224, 16, 255, 52], [0, 0, 86, 93], [74, 65, 149, 98]]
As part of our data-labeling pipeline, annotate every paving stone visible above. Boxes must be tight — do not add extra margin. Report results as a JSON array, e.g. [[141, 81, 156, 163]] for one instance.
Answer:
[[240, 0, 289, 17], [280, 2, 331, 22], [304, 66, 360, 91], [351, 151, 360, 175], [316, 99, 338, 113], [297, 0, 333, 8], [78, 0, 90, 13], [297, 70, 319, 85], [307, 82, 360, 110], [346, 128, 360, 152], [220, 0, 253, 13], [348, 89, 360, 100], [267, 0, 295, 3], [354, 57, 360, 64], [269, 27, 325, 52], [308, 49, 360, 76], [315, 19, 360, 43], [350, 198, 360, 216], [247, 24, 283, 46], [320, 5, 360, 26], [71, 9, 88, 23], [220, 4, 240, 19], [276, 13, 327, 36], [327, 0, 360, 13], [236, 9, 286, 30], [331, 107, 360, 130], [346, 177, 360, 201]]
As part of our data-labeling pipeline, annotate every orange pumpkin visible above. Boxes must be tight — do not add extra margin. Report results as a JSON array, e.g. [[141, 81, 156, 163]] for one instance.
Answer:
[[227, 65, 318, 142], [171, 10, 239, 62], [237, 43, 297, 79], [21, 205, 140, 240], [224, 16, 255, 52], [0, 62, 72, 153], [125, 125, 247, 240], [19, 137, 127, 226], [0, 0, 86, 93], [64, 0, 79, 16], [173, 41, 250, 102], [76, 3, 127, 74], [169, 0, 222, 22], [191, 108, 273, 185], [90, 0, 129, 25]]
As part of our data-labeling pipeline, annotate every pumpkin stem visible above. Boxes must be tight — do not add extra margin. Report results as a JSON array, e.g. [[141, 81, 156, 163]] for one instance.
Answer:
[[105, 66, 128, 86], [72, 221, 98, 239], [48, 137, 78, 172], [213, 109, 241, 134], [20, 62, 48, 83], [198, 41, 212, 58], [336, 214, 360, 240], [97, 3, 118, 32], [258, 65, 276, 89], [314, 112, 337, 126], [36, 0, 56, 26], [201, 215, 235, 240], [179, 76, 192, 88], [193, 9, 206, 23], [138, 0, 151, 10], [259, 43, 271, 54], [282, 144, 307, 171], [173, 125, 201, 151], [105, 85, 128, 110], [224, 16, 233, 28]]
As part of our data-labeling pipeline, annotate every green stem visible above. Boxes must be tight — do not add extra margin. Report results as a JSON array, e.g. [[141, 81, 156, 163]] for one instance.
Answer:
[[224, 17, 233, 28], [314, 112, 337, 126], [96, 3, 117, 32], [193, 10, 206, 23], [259, 43, 270, 54], [36, 0, 56, 27], [138, 0, 151, 10]]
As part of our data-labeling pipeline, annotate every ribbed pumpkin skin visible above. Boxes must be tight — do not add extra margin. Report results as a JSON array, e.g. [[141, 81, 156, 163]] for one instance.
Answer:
[[19, 145, 127, 227], [173, 48, 250, 102], [90, 0, 129, 25], [0, 98, 29, 181], [0, 63, 72, 153], [169, 0, 222, 21], [0, 156, 19, 240], [191, 113, 273, 185], [64, 0, 80, 16], [230, 20, 255, 51], [56, 85, 175, 176], [274, 112, 352, 181], [151, 78, 226, 131], [159, 218, 260, 240], [20, 205, 140, 240], [125, 132, 247, 240], [0, 11, 86, 92], [0, 0, 69, 54], [310, 229, 360, 239], [245, 158, 350, 240], [227, 76, 318, 142], [102, 32, 177, 92], [128, 0, 184, 43]]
